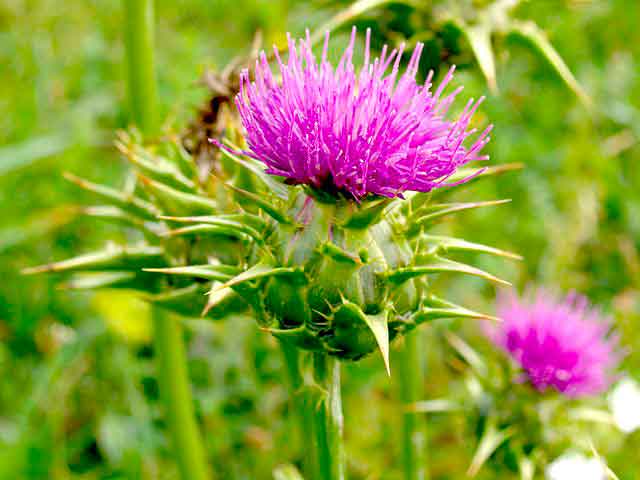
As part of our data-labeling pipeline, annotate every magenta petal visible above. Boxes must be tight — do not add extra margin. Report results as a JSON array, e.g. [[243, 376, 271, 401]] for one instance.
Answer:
[[232, 27, 491, 199]]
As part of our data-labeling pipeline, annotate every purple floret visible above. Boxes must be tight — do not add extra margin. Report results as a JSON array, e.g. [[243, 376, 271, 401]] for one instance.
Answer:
[[231, 27, 492, 199], [487, 289, 621, 397]]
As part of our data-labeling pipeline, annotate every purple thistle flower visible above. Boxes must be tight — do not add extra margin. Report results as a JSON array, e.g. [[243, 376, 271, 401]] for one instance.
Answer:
[[486, 289, 621, 398], [228, 27, 492, 199]]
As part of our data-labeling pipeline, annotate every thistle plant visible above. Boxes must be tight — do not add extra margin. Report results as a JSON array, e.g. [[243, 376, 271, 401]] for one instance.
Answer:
[[431, 288, 622, 479], [24, 22, 518, 479], [148, 27, 519, 478]]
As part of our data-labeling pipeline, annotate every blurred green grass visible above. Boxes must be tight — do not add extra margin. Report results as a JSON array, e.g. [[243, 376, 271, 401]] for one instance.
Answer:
[[1, 0, 639, 479]]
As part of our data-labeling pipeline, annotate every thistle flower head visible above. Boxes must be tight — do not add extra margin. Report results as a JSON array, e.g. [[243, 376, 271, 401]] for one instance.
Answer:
[[233, 27, 491, 199], [487, 289, 621, 397]]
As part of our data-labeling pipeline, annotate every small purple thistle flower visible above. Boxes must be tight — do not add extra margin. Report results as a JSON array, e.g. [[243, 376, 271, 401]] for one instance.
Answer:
[[486, 289, 621, 397], [229, 27, 492, 199]]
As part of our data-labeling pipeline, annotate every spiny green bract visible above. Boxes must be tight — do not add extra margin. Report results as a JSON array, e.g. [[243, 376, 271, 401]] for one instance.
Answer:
[[24, 131, 519, 372], [152, 147, 520, 372]]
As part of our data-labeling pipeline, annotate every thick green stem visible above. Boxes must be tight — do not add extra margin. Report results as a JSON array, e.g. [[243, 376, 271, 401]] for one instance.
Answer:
[[398, 331, 428, 480], [123, 0, 158, 133], [153, 307, 210, 480], [122, 3, 207, 478], [280, 342, 317, 477], [312, 353, 346, 480]]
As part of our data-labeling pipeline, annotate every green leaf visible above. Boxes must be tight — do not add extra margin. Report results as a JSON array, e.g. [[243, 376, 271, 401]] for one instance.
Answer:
[[508, 20, 592, 109], [163, 224, 255, 243], [0, 133, 69, 175], [143, 264, 238, 282], [219, 145, 289, 199], [363, 310, 390, 375], [332, 302, 390, 374], [467, 420, 515, 477], [341, 197, 393, 229], [410, 199, 511, 228], [159, 213, 267, 241], [212, 263, 305, 293], [64, 172, 159, 220], [23, 244, 166, 274], [117, 137, 196, 192], [0, 207, 78, 254], [83, 206, 159, 236], [138, 175, 217, 216], [462, 23, 498, 93], [411, 295, 499, 325], [225, 184, 294, 225], [318, 242, 362, 265], [61, 272, 139, 290], [422, 234, 522, 260], [443, 331, 488, 378], [386, 256, 510, 285], [444, 163, 523, 185]]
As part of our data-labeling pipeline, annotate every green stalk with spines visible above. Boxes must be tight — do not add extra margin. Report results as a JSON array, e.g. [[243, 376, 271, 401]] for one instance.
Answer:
[[312, 353, 346, 480], [123, 2, 209, 479], [398, 331, 428, 480]]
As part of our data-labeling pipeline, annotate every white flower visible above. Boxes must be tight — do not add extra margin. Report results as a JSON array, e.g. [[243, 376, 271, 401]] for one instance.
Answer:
[[608, 377, 640, 433], [546, 452, 606, 480]]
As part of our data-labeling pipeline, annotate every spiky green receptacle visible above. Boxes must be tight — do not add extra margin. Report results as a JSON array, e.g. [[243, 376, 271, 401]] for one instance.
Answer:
[[156, 149, 520, 371]]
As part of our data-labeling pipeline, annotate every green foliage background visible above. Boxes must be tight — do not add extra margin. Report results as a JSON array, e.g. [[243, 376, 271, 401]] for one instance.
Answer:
[[1, 0, 638, 478]]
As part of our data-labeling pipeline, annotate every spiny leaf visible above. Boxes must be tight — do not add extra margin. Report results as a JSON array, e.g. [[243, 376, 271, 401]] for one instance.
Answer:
[[64, 172, 159, 220], [444, 163, 523, 185], [363, 310, 390, 375], [318, 242, 362, 265], [410, 199, 511, 228], [467, 420, 515, 477], [117, 139, 196, 192], [60, 272, 139, 290], [462, 22, 498, 93], [0, 206, 78, 254], [225, 184, 294, 225], [0, 133, 69, 175], [159, 213, 267, 238], [333, 301, 390, 374], [163, 224, 257, 243], [508, 20, 592, 109], [23, 244, 165, 275], [386, 256, 510, 286], [211, 263, 306, 294], [412, 295, 499, 325], [443, 331, 488, 379], [83, 206, 159, 236], [143, 264, 238, 282], [341, 197, 393, 229], [138, 175, 217, 216], [422, 234, 522, 260], [218, 144, 289, 199]]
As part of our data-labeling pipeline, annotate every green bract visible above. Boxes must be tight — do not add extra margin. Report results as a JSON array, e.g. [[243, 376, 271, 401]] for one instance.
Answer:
[[25, 131, 519, 373], [151, 147, 519, 372]]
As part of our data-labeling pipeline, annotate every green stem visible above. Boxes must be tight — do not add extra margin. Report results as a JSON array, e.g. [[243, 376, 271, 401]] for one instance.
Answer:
[[312, 353, 346, 480], [123, 3, 207, 478], [280, 342, 317, 477], [123, 0, 158, 134], [153, 307, 210, 480], [398, 331, 428, 480]]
